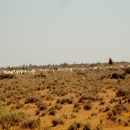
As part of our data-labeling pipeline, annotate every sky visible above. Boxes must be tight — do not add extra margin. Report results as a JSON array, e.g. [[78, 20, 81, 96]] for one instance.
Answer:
[[0, 0, 130, 67]]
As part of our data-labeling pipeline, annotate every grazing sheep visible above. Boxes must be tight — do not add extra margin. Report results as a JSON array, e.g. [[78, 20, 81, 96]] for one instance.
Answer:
[[120, 65, 125, 69], [3, 71, 7, 74], [31, 69, 36, 74], [92, 66, 98, 70]]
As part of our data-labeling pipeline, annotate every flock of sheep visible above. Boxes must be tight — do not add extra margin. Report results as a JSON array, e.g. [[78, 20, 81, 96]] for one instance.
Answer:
[[1, 65, 127, 75]]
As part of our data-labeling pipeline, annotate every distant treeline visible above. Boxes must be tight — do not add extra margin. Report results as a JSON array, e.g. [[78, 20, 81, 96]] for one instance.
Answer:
[[0, 61, 129, 70]]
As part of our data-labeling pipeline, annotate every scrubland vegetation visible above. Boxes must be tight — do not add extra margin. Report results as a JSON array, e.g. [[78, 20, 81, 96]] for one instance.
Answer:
[[0, 63, 130, 130]]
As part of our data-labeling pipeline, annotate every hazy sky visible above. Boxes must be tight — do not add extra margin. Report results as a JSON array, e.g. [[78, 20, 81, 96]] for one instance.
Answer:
[[0, 0, 130, 67]]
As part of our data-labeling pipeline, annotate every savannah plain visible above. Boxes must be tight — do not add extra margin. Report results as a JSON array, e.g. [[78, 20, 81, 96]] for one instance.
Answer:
[[0, 63, 130, 130]]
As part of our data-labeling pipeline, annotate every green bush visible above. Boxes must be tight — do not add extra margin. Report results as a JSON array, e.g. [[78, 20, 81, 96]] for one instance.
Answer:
[[0, 108, 25, 129]]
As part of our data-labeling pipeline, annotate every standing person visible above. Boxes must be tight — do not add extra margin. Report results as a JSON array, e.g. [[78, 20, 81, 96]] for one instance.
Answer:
[[109, 58, 113, 65]]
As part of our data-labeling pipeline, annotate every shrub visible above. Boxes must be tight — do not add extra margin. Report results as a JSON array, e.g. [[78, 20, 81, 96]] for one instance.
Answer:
[[95, 126, 103, 130], [128, 94, 130, 103], [34, 73, 47, 78], [21, 118, 40, 129], [48, 107, 56, 116], [37, 102, 48, 111], [40, 111, 46, 117], [0, 73, 15, 80], [107, 103, 127, 122], [107, 112, 117, 122], [15, 102, 23, 109], [73, 103, 81, 113], [116, 86, 130, 97], [123, 67, 130, 74], [25, 95, 40, 104], [83, 122, 91, 130], [111, 72, 126, 79], [124, 121, 129, 126], [68, 122, 81, 130], [76, 70, 86, 76], [35, 109, 40, 115], [53, 89, 67, 97], [103, 105, 110, 112], [52, 118, 64, 126], [83, 102, 92, 110], [79, 94, 100, 102], [57, 96, 73, 104], [54, 104, 62, 110]]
